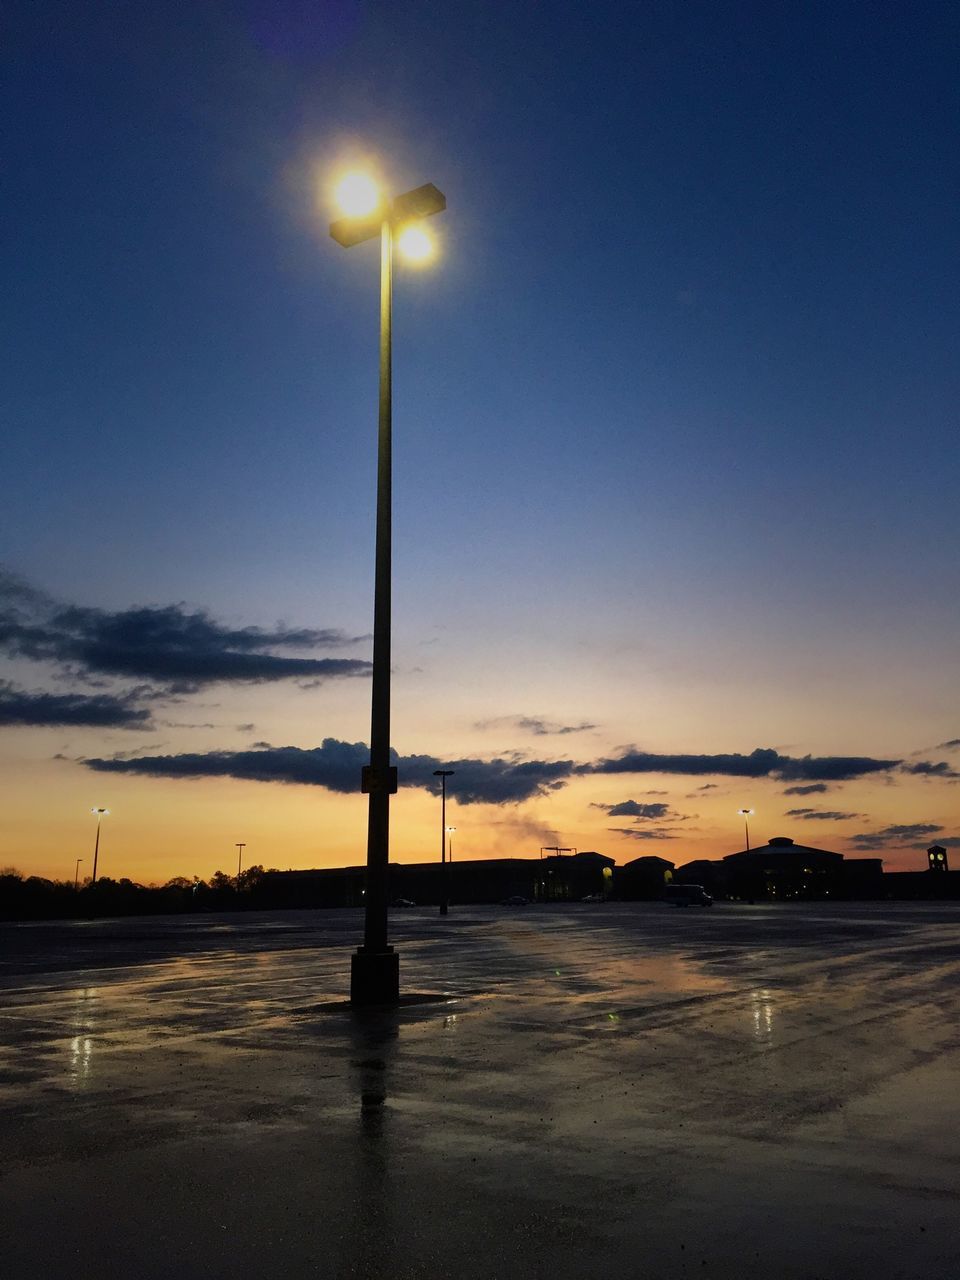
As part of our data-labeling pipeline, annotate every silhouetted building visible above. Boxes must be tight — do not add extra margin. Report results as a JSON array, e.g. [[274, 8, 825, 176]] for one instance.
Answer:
[[617, 856, 675, 900], [260, 851, 616, 909], [928, 844, 949, 872], [715, 836, 882, 901], [538, 851, 616, 901]]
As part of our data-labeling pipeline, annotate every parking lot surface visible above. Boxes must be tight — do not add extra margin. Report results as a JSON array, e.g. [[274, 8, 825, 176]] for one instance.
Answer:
[[2, 901, 959, 1278]]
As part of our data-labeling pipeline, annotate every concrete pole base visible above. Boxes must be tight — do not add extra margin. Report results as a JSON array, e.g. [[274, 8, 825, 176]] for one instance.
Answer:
[[350, 947, 399, 1006]]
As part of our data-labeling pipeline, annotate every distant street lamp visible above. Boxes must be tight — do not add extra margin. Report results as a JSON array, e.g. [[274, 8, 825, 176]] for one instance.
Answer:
[[330, 169, 446, 1005], [74, 858, 83, 891], [236, 842, 246, 881], [433, 770, 455, 916], [90, 808, 109, 884], [447, 826, 456, 863], [738, 808, 754, 851]]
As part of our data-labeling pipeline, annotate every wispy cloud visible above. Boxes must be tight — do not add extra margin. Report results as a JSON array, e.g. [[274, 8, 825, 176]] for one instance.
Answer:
[[783, 783, 831, 796], [475, 714, 597, 737], [485, 814, 560, 850], [901, 760, 960, 779], [518, 716, 597, 736], [608, 826, 680, 840], [784, 807, 862, 821], [848, 823, 942, 850]]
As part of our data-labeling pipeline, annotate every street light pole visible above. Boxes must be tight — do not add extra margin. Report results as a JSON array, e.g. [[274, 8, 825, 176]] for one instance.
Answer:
[[331, 173, 446, 1005], [236, 842, 246, 881], [447, 827, 456, 864], [361, 215, 394, 959], [738, 808, 754, 851], [433, 770, 455, 915], [90, 808, 108, 884], [74, 858, 83, 891]]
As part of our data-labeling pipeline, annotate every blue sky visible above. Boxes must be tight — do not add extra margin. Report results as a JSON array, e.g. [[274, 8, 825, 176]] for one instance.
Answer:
[[2, 1, 958, 879]]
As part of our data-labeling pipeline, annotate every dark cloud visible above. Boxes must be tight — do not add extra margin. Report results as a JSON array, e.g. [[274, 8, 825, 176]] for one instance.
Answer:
[[608, 827, 679, 840], [80, 733, 909, 805], [784, 808, 861, 821], [901, 760, 960, 779], [0, 569, 370, 690], [937, 739, 960, 750], [783, 783, 830, 796], [476, 714, 596, 737], [84, 740, 578, 805], [915, 836, 960, 849], [0, 681, 150, 728], [403, 752, 578, 804], [86, 739, 368, 791], [594, 800, 671, 820], [589, 746, 898, 782], [848, 823, 942, 850]]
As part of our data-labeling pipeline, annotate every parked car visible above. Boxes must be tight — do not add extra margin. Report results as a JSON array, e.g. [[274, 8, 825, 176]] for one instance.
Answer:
[[501, 895, 530, 906], [664, 884, 713, 908], [581, 893, 603, 903], [391, 898, 416, 908]]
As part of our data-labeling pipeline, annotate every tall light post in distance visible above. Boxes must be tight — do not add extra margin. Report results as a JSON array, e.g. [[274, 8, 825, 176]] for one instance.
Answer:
[[236, 842, 246, 881], [738, 808, 754, 851], [330, 168, 446, 1004], [74, 858, 83, 891], [90, 808, 108, 884], [447, 826, 456, 863], [433, 769, 455, 916]]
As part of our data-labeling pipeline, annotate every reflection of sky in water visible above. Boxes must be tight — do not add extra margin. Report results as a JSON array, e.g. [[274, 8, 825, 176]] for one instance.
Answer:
[[750, 988, 775, 1042], [68, 988, 98, 1087]]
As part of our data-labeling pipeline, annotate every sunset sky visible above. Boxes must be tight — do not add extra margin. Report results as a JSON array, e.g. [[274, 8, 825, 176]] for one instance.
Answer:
[[3, 1, 958, 884]]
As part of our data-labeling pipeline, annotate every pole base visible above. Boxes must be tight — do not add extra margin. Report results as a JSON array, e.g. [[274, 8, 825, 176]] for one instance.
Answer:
[[439, 903, 448, 916], [350, 947, 399, 1006]]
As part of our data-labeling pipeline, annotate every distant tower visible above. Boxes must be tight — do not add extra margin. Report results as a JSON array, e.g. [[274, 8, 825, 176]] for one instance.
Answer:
[[927, 844, 949, 873]]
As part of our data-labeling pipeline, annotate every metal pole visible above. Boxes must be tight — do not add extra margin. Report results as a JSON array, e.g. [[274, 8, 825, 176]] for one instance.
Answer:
[[75, 859, 83, 890], [91, 816, 101, 884], [745, 817, 750, 851], [236, 842, 246, 880], [351, 219, 398, 1004], [439, 773, 448, 916]]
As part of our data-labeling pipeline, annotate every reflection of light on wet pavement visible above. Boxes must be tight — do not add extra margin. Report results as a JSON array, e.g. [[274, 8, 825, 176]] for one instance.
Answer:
[[69, 1034, 93, 1084], [750, 987, 774, 1042], [443, 1014, 459, 1030], [68, 988, 98, 1087]]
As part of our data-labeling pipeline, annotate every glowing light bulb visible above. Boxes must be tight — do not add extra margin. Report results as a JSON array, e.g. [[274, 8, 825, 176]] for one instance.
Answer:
[[334, 172, 381, 218], [397, 224, 435, 264]]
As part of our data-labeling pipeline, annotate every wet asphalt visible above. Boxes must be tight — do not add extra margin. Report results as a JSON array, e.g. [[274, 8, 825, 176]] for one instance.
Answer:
[[2, 901, 959, 1279]]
